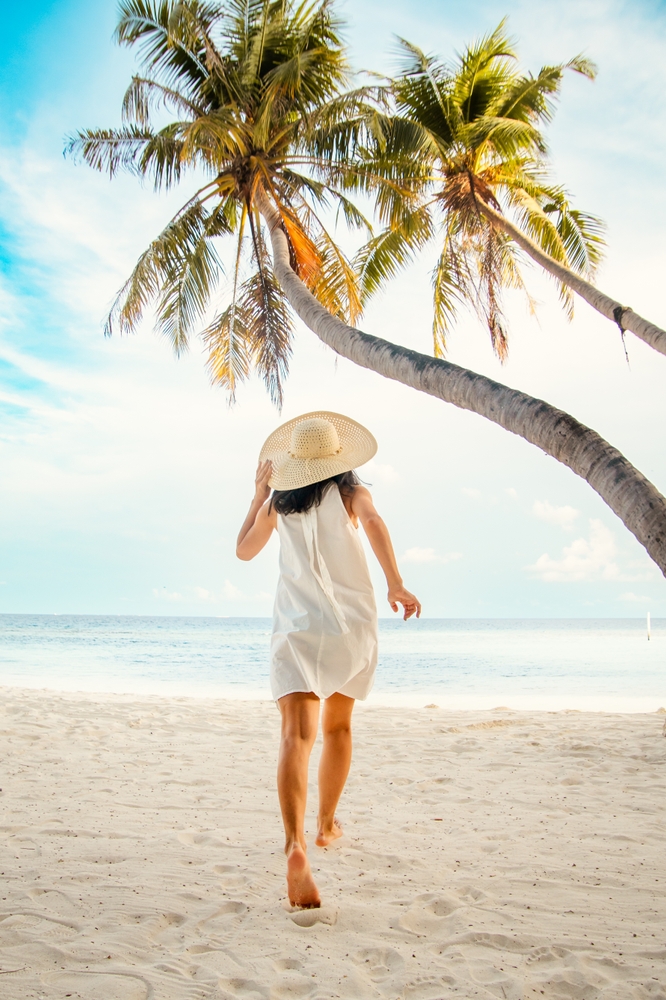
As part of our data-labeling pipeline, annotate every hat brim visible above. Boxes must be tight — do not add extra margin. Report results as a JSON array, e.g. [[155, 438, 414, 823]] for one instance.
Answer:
[[259, 411, 377, 491]]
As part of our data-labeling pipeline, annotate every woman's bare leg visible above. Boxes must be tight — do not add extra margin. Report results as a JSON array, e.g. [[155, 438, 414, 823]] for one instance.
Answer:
[[316, 693, 355, 846], [277, 692, 321, 907]]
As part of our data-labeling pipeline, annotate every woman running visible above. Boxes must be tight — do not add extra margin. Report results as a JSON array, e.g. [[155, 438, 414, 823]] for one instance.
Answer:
[[236, 412, 421, 908]]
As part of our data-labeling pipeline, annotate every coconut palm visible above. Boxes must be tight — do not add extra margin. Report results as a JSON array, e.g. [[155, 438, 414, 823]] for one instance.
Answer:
[[68, 0, 374, 405], [260, 197, 666, 576], [68, 0, 666, 575], [357, 23, 666, 358]]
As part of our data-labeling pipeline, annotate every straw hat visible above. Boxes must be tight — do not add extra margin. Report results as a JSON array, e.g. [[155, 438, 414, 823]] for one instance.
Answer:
[[259, 411, 377, 491]]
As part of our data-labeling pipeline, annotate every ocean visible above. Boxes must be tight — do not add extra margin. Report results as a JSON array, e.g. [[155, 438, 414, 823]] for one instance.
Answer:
[[0, 615, 663, 712]]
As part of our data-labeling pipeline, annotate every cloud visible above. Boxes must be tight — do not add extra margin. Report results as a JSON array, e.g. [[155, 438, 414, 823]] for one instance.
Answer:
[[533, 500, 580, 531], [525, 519, 624, 582], [461, 488, 481, 500], [154, 582, 273, 604], [153, 588, 183, 602], [401, 547, 463, 565], [618, 591, 652, 604], [505, 488, 518, 499]]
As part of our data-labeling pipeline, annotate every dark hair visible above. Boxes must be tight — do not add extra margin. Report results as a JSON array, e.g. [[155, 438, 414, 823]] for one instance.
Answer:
[[271, 470, 360, 516]]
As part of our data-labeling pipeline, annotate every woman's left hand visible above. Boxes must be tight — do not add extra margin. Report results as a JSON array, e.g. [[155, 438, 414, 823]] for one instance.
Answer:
[[388, 585, 422, 620]]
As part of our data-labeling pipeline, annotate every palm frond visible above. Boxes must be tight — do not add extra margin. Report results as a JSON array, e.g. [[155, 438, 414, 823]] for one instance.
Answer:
[[65, 126, 156, 177], [154, 224, 224, 355], [431, 236, 471, 356], [122, 75, 205, 125], [105, 196, 228, 347], [203, 302, 252, 400], [308, 224, 362, 325], [115, 0, 209, 96], [244, 223, 294, 406], [356, 204, 436, 302]]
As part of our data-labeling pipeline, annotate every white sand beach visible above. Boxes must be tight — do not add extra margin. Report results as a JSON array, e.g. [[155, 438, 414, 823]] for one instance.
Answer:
[[1, 687, 665, 999]]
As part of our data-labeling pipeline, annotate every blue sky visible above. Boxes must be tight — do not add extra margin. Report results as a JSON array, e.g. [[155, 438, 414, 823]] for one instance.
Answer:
[[1, 0, 666, 617]]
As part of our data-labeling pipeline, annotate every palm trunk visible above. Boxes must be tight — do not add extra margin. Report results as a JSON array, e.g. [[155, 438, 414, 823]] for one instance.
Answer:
[[258, 195, 666, 576], [476, 198, 666, 358]]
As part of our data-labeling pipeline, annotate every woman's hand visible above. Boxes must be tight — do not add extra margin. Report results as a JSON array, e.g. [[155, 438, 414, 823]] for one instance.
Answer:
[[236, 460, 276, 561], [388, 585, 422, 620], [254, 459, 273, 503]]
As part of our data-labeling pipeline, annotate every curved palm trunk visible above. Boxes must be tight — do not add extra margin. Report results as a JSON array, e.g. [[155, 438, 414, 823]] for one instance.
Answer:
[[258, 196, 666, 576], [476, 199, 666, 358]]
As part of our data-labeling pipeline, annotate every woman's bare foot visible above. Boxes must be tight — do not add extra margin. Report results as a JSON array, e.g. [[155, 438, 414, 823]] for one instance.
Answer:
[[315, 817, 344, 847], [286, 845, 320, 909]]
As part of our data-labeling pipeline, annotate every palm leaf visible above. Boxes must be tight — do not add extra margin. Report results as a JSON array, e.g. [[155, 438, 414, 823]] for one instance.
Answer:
[[203, 303, 252, 400], [65, 126, 156, 177], [356, 204, 436, 301], [122, 75, 205, 125], [105, 196, 228, 344], [241, 223, 294, 407]]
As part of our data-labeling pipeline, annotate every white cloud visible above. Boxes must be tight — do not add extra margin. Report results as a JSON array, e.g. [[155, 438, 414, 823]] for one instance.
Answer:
[[401, 547, 463, 565], [525, 519, 624, 582], [505, 488, 518, 499], [153, 588, 183, 602], [533, 500, 580, 531], [221, 580, 244, 601], [461, 488, 481, 500], [154, 582, 272, 604], [619, 591, 652, 604]]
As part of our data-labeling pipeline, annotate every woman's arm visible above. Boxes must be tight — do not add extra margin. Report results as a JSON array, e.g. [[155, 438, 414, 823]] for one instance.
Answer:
[[351, 486, 421, 620], [236, 460, 277, 561]]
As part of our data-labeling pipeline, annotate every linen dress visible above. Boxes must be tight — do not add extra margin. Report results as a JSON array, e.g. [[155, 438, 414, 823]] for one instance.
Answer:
[[270, 484, 378, 701]]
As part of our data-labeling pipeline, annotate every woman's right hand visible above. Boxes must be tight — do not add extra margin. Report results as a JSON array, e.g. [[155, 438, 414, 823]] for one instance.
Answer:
[[254, 459, 273, 503]]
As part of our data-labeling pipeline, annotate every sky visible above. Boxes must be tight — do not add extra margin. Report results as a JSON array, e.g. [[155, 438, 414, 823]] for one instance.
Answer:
[[1, 0, 666, 618]]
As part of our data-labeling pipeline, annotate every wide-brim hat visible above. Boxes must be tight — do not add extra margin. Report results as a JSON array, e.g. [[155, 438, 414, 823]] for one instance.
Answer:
[[259, 411, 377, 491]]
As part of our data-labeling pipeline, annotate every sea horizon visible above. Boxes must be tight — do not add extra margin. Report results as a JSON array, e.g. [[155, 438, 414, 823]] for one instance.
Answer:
[[1, 614, 663, 713]]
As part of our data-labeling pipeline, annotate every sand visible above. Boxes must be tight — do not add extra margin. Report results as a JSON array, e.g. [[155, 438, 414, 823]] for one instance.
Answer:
[[1, 688, 665, 1000]]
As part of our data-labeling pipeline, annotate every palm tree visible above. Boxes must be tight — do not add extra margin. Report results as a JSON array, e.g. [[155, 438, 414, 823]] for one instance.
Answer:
[[68, 0, 371, 406], [68, 0, 666, 576], [357, 23, 666, 359], [261, 196, 666, 576]]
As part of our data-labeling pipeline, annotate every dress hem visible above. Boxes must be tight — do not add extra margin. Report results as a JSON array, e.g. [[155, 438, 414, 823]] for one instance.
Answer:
[[272, 686, 370, 703]]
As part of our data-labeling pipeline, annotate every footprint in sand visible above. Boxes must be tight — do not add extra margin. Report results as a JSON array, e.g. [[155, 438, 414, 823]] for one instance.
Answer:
[[0, 912, 80, 944], [288, 906, 338, 927], [525, 944, 568, 965], [40, 971, 150, 1000], [144, 911, 187, 944], [26, 887, 81, 917], [352, 945, 405, 982], [404, 974, 497, 999], [214, 866, 251, 889], [399, 893, 465, 935], [403, 974, 457, 998], [177, 830, 224, 848], [183, 947, 246, 977], [195, 901, 248, 934], [273, 958, 303, 971], [218, 976, 269, 999], [271, 974, 318, 998]]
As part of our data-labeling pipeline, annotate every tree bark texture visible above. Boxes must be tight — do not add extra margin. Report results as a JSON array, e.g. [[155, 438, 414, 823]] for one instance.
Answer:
[[258, 195, 666, 576], [477, 199, 666, 358]]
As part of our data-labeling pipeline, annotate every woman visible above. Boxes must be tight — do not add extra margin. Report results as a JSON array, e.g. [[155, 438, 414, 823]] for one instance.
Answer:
[[236, 412, 420, 908]]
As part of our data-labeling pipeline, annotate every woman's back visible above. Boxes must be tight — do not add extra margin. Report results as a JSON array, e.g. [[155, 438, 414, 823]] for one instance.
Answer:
[[271, 484, 377, 701]]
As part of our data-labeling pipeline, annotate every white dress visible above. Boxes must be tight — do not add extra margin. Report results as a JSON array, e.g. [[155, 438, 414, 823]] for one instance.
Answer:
[[270, 484, 378, 701]]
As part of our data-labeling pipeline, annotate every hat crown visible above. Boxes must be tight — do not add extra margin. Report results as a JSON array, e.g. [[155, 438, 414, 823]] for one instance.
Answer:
[[289, 418, 341, 459]]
